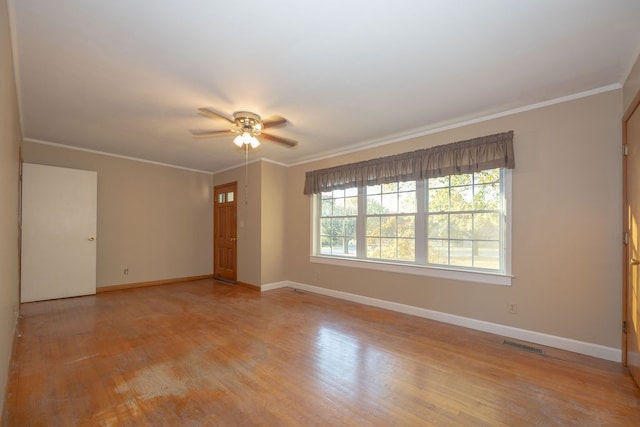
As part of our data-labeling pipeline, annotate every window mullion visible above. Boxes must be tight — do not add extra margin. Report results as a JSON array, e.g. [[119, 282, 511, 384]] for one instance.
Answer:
[[415, 180, 426, 263], [356, 186, 366, 258]]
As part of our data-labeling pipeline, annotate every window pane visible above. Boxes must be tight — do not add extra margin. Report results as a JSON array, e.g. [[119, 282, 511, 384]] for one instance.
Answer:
[[428, 239, 449, 264], [428, 176, 449, 188], [474, 241, 500, 269], [382, 193, 398, 213], [217, 193, 225, 203], [333, 218, 344, 235], [320, 218, 332, 236], [382, 183, 397, 193], [398, 192, 417, 213], [333, 189, 345, 198], [428, 188, 449, 212], [227, 192, 234, 202], [398, 238, 415, 261], [451, 174, 471, 186], [450, 214, 472, 239], [380, 217, 397, 238], [428, 214, 449, 239], [450, 186, 473, 211], [366, 217, 381, 237], [397, 215, 415, 238], [474, 213, 500, 240], [474, 183, 500, 210], [320, 236, 331, 254], [344, 217, 356, 237], [450, 240, 473, 266], [474, 168, 500, 184], [367, 195, 384, 214], [321, 199, 332, 217], [399, 181, 416, 192], [367, 185, 381, 195], [345, 187, 358, 197], [345, 196, 358, 215], [333, 198, 345, 214], [380, 238, 397, 259], [366, 237, 380, 258]]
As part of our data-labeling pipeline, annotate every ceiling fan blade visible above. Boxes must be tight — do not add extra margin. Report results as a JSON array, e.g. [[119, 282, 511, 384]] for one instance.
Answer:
[[260, 132, 298, 147], [262, 115, 287, 129], [190, 129, 233, 137], [197, 107, 235, 124]]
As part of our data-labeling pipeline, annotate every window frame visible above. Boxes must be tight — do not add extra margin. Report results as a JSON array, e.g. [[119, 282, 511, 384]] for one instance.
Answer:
[[311, 170, 512, 286]]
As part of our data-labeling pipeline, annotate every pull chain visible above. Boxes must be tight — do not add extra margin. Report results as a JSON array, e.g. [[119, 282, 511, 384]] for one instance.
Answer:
[[245, 143, 249, 205]]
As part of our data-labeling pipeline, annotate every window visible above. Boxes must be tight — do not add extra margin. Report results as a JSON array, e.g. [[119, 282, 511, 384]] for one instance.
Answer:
[[319, 188, 358, 256], [366, 182, 416, 261], [426, 169, 504, 270], [314, 168, 510, 282]]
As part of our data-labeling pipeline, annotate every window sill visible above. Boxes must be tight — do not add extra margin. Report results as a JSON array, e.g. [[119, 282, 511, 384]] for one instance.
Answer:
[[309, 255, 512, 286]]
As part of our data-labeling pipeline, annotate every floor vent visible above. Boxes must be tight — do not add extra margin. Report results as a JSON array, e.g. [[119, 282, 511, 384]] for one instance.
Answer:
[[502, 340, 544, 354]]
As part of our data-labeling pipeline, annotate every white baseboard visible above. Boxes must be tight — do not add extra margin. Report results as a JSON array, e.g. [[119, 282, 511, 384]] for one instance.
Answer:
[[260, 281, 289, 292], [262, 280, 621, 363]]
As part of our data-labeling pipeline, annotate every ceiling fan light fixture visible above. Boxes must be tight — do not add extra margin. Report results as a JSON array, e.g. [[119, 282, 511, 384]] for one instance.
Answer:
[[233, 132, 261, 148], [234, 132, 250, 147]]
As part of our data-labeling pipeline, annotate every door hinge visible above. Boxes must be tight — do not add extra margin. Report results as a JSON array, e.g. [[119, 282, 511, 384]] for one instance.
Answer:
[[624, 144, 629, 156], [623, 320, 628, 334], [624, 231, 629, 245]]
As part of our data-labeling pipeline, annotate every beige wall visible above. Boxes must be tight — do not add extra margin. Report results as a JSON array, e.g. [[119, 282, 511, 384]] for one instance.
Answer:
[[214, 160, 262, 286], [22, 142, 213, 287], [286, 90, 622, 349], [261, 161, 287, 284], [0, 0, 21, 412]]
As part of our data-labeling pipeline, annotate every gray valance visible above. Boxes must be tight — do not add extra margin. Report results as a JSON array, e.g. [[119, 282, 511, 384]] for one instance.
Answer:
[[303, 131, 514, 195]]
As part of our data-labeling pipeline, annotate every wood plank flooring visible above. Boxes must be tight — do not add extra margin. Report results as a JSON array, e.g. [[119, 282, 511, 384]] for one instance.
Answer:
[[3, 279, 640, 426]]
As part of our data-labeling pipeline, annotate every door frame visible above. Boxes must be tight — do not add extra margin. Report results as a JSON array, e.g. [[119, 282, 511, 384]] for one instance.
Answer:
[[213, 181, 238, 283], [623, 89, 640, 367]]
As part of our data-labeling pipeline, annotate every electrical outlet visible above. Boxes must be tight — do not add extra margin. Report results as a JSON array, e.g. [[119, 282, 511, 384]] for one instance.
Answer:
[[124, 268, 129, 275], [508, 302, 518, 314]]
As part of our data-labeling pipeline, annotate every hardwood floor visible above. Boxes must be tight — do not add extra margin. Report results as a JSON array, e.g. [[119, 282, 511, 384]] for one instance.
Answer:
[[3, 279, 640, 426]]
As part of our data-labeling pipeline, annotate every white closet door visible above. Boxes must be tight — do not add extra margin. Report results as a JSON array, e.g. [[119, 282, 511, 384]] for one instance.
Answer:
[[21, 163, 97, 302]]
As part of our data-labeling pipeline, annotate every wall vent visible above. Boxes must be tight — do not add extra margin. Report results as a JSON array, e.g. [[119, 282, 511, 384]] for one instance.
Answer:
[[502, 340, 544, 354]]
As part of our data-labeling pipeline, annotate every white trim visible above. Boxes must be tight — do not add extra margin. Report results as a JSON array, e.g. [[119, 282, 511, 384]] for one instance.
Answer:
[[260, 281, 289, 292], [288, 84, 621, 167], [21, 85, 621, 174], [23, 138, 214, 174], [310, 256, 512, 286], [212, 156, 287, 175], [267, 281, 621, 362]]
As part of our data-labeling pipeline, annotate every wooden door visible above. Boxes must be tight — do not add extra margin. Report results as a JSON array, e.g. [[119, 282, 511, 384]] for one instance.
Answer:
[[21, 163, 97, 302], [214, 182, 237, 283], [625, 99, 640, 386]]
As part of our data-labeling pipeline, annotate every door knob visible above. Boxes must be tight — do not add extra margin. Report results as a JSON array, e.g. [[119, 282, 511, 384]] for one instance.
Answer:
[[630, 258, 640, 266], [230, 238, 237, 241], [88, 237, 95, 241]]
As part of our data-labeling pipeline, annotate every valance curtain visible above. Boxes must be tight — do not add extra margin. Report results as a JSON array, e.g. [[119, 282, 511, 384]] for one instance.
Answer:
[[303, 131, 514, 195]]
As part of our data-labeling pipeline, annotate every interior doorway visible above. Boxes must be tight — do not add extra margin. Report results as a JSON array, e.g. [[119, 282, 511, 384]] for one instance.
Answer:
[[214, 182, 238, 283]]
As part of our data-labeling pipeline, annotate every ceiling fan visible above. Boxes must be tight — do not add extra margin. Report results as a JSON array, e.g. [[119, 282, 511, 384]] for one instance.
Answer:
[[190, 108, 298, 148]]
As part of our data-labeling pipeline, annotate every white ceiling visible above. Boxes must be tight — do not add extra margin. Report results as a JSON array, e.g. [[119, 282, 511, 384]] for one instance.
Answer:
[[9, 0, 640, 173]]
